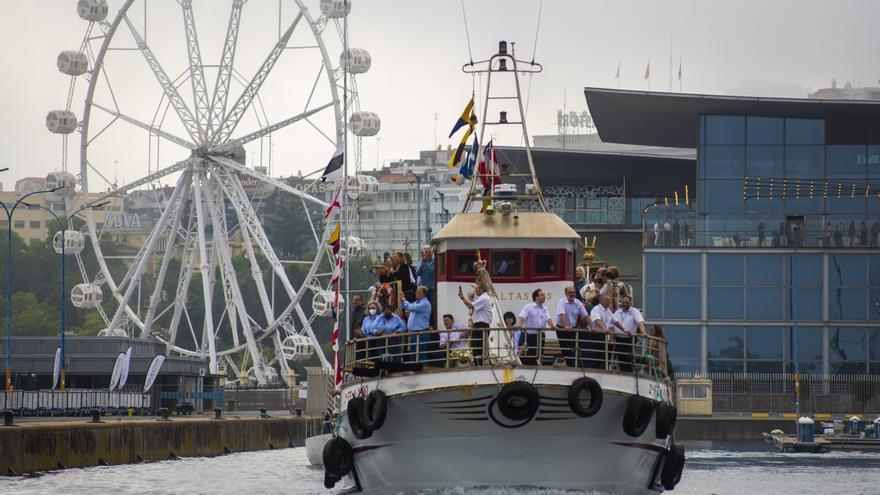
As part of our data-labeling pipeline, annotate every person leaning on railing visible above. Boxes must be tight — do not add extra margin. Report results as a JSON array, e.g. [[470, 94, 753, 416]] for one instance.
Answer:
[[611, 295, 644, 373], [556, 285, 590, 367], [647, 325, 669, 378], [439, 314, 471, 367], [371, 304, 406, 361], [399, 286, 433, 364], [587, 294, 624, 370], [517, 289, 557, 366]]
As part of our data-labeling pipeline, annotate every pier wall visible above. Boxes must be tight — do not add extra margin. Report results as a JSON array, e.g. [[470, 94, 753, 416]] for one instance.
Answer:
[[0, 416, 321, 476], [677, 416, 793, 441]]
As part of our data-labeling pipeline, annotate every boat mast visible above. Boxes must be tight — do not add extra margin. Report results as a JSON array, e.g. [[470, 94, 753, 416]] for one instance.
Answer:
[[461, 41, 547, 213]]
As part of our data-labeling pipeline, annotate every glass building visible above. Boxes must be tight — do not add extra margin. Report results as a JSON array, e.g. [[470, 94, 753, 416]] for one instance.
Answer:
[[586, 88, 880, 375]]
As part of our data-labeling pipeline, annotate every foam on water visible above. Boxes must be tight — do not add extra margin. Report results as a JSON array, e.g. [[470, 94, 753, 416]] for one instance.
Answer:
[[0, 443, 877, 495]]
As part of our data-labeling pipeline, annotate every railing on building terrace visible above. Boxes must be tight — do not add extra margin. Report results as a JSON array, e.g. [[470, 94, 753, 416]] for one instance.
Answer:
[[676, 372, 880, 414]]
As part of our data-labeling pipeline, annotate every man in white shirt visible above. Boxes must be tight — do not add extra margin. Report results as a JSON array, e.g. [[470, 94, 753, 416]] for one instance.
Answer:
[[557, 286, 589, 366], [517, 289, 556, 365], [458, 282, 492, 364], [439, 314, 467, 351], [612, 296, 644, 372], [586, 294, 623, 369]]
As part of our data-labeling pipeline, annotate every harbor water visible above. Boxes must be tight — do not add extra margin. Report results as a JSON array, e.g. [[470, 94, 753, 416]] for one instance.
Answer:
[[1, 442, 878, 495]]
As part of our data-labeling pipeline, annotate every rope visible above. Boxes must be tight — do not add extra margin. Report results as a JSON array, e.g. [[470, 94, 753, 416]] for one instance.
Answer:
[[460, 0, 474, 64], [530, 0, 544, 63]]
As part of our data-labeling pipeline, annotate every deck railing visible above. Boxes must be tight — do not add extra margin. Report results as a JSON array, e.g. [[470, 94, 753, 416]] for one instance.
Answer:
[[344, 327, 670, 381]]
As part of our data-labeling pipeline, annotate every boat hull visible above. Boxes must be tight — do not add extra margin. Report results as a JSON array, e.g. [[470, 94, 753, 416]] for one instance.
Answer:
[[339, 369, 670, 494]]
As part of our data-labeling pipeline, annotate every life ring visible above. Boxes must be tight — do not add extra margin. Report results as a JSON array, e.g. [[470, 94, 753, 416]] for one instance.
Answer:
[[661, 443, 685, 490], [655, 403, 677, 439], [622, 395, 654, 437], [496, 381, 540, 422], [347, 397, 373, 439], [567, 377, 603, 418], [322, 437, 354, 479], [362, 390, 388, 431]]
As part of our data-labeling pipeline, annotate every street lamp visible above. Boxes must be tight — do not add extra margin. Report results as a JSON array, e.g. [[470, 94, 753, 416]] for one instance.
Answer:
[[23, 198, 109, 391], [2, 185, 63, 391]]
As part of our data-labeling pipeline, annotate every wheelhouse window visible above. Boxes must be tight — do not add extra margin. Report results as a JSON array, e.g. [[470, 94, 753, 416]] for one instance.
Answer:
[[437, 251, 445, 277], [533, 250, 558, 277], [490, 251, 522, 278], [454, 252, 477, 276]]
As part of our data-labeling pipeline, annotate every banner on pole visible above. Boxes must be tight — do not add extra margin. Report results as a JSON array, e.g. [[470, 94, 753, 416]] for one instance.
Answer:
[[52, 347, 62, 390], [143, 355, 166, 393], [109, 352, 126, 390], [118, 346, 133, 390]]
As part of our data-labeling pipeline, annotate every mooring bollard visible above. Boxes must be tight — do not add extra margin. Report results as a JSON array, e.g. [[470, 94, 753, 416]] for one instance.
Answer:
[[2, 409, 13, 426], [158, 407, 170, 421], [292, 407, 303, 417], [259, 407, 268, 418], [213, 407, 222, 419], [89, 408, 101, 423]]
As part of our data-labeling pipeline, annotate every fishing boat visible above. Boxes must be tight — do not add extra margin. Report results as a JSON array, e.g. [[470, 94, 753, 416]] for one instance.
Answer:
[[321, 41, 684, 494]]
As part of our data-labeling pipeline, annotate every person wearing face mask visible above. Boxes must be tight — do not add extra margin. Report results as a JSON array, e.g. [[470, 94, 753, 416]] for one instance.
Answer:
[[371, 304, 406, 359], [360, 302, 383, 359]]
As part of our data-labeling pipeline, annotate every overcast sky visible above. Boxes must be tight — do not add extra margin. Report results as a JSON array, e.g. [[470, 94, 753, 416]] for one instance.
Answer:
[[1, 0, 877, 190]]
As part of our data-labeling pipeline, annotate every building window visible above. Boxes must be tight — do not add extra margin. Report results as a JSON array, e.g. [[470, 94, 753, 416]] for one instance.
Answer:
[[829, 326, 867, 373], [664, 325, 701, 374], [13, 220, 24, 229], [705, 115, 745, 145], [747, 117, 784, 145], [785, 118, 825, 145], [29, 221, 41, 229], [679, 383, 709, 400]]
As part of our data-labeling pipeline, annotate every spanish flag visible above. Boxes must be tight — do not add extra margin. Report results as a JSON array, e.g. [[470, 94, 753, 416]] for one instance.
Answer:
[[328, 222, 341, 254], [448, 97, 477, 138]]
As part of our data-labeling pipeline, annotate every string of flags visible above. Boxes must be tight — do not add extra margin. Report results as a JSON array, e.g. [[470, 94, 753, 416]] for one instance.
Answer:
[[448, 96, 478, 174], [324, 183, 344, 389]]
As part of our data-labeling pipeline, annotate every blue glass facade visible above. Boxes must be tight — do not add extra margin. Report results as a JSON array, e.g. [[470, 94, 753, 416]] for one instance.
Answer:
[[645, 114, 880, 374]]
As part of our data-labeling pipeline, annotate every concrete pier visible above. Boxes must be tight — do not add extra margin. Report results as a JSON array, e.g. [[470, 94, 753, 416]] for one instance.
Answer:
[[0, 415, 321, 475]]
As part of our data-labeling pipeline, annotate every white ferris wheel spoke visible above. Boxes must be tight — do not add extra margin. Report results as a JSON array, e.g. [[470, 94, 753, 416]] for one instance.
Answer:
[[90, 102, 196, 150], [216, 165, 330, 369], [166, 201, 198, 351], [201, 175, 266, 383], [105, 169, 192, 336], [213, 101, 334, 153], [210, 12, 304, 145], [140, 178, 192, 338], [209, 0, 246, 136], [180, 0, 210, 142], [191, 168, 219, 373], [122, 15, 201, 143], [209, 154, 328, 207]]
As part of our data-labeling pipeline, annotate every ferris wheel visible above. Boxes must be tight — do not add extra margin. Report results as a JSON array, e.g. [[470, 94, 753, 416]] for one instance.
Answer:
[[46, 0, 379, 385]]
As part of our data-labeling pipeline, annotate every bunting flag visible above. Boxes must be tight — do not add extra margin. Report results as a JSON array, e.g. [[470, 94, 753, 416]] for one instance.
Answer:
[[143, 355, 166, 393], [330, 254, 343, 285], [478, 141, 501, 212], [458, 133, 478, 180], [614, 60, 620, 79], [448, 97, 476, 138], [320, 144, 345, 182], [330, 252, 343, 389], [449, 125, 475, 169], [644, 61, 651, 80], [328, 222, 341, 254], [52, 347, 61, 390], [324, 184, 342, 220]]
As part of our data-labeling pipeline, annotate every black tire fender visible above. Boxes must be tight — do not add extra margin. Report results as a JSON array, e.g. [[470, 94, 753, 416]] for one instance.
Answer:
[[496, 381, 540, 422], [622, 395, 654, 437], [655, 403, 678, 439], [362, 390, 388, 431], [322, 437, 354, 478], [567, 377, 603, 418], [661, 443, 685, 490], [347, 397, 373, 440]]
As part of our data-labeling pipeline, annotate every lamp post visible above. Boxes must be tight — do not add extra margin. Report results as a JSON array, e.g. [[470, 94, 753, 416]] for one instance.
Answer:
[[23, 199, 109, 391], [1, 185, 62, 391], [411, 175, 423, 251]]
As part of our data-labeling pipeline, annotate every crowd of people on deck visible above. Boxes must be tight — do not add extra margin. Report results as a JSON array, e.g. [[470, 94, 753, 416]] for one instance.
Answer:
[[349, 249, 667, 374]]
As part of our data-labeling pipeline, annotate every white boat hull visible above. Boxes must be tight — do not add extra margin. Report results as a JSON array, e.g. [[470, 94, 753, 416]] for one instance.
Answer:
[[338, 368, 671, 494], [305, 433, 332, 466]]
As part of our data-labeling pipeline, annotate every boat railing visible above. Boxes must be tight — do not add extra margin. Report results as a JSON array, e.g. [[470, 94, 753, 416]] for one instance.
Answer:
[[344, 327, 670, 381]]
